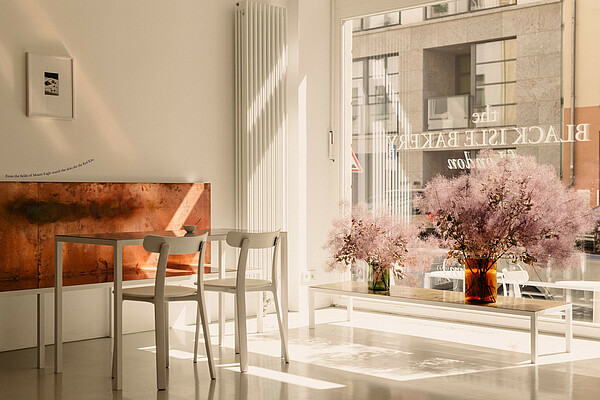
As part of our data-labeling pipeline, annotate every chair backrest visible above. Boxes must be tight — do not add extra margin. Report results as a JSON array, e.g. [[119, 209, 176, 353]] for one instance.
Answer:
[[501, 265, 529, 298], [226, 231, 280, 289], [441, 258, 463, 280], [143, 233, 208, 299]]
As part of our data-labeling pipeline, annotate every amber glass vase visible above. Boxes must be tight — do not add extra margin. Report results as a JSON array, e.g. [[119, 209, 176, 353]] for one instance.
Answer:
[[463, 258, 497, 303], [367, 263, 390, 292]]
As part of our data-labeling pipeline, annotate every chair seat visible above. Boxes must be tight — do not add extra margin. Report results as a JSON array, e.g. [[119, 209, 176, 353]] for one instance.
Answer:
[[204, 278, 272, 290], [123, 285, 196, 300]]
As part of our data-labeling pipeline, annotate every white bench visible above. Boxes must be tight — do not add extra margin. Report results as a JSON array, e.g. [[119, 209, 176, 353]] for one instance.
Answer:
[[309, 281, 572, 364]]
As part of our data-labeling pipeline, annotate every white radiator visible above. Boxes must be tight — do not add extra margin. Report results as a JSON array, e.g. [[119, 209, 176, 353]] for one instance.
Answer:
[[234, 1, 287, 237]]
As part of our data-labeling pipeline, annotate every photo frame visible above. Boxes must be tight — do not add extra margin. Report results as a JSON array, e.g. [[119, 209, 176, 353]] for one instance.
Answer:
[[26, 53, 74, 119]]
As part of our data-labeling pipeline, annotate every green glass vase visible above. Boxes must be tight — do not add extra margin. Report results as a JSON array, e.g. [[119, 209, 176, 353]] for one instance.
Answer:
[[367, 263, 390, 292]]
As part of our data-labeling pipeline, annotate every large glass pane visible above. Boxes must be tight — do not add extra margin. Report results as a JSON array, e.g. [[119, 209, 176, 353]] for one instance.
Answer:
[[428, 95, 470, 130], [503, 38, 517, 59], [352, 60, 364, 79], [471, 0, 516, 11], [475, 41, 502, 63], [475, 83, 515, 107], [387, 56, 399, 74], [426, 0, 469, 19], [473, 104, 516, 126], [475, 61, 516, 85], [363, 12, 400, 30]]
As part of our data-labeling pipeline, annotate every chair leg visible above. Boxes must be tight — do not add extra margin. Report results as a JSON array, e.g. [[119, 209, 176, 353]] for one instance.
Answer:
[[197, 296, 216, 379], [111, 338, 117, 378], [234, 300, 240, 355], [193, 305, 200, 363], [236, 293, 248, 373], [155, 302, 167, 390], [272, 289, 289, 363], [165, 303, 170, 368]]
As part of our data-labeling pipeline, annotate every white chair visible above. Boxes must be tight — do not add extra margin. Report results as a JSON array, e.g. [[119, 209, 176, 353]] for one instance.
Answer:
[[121, 233, 215, 390], [202, 231, 289, 373], [501, 264, 530, 298]]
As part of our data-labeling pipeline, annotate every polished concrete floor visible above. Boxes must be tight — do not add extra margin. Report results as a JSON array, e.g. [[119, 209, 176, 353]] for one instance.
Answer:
[[2, 308, 600, 399]]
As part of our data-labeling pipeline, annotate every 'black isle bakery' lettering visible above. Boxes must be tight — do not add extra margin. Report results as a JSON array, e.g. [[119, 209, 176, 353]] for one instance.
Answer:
[[396, 124, 590, 151]]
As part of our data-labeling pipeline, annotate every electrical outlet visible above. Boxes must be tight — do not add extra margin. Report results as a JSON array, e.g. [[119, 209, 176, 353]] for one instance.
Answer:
[[301, 270, 316, 284]]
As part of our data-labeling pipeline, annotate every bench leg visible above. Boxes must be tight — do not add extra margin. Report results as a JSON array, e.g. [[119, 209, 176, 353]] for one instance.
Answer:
[[37, 292, 45, 369], [566, 304, 573, 353], [593, 291, 600, 324], [347, 297, 353, 322], [309, 288, 315, 329], [530, 313, 538, 364]]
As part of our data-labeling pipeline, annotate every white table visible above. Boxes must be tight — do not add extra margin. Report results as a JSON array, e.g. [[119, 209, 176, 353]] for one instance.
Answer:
[[309, 281, 572, 364], [555, 281, 600, 323], [54, 229, 288, 390]]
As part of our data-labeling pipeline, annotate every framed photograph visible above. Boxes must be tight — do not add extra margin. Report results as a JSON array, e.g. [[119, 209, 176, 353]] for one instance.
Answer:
[[26, 53, 74, 119]]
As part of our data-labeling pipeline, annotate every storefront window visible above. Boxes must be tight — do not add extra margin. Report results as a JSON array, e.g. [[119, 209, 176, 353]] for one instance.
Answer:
[[346, 1, 600, 324]]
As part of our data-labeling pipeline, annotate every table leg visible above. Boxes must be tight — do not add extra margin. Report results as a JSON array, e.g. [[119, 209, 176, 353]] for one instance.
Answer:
[[593, 290, 600, 324], [347, 297, 353, 322], [257, 293, 264, 333], [566, 304, 573, 353], [218, 240, 225, 346], [108, 286, 113, 338], [281, 233, 288, 356], [112, 245, 123, 390], [423, 273, 431, 289], [530, 313, 538, 364], [37, 292, 45, 369], [54, 239, 63, 374], [308, 288, 315, 329]]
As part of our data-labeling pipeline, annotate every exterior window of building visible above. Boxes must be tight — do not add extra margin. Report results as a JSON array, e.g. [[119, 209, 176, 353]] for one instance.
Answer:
[[471, 0, 517, 12], [456, 54, 471, 95], [473, 39, 517, 127], [351, 54, 401, 212], [352, 54, 399, 136], [426, 0, 517, 19], [352, 12, 400, 32]]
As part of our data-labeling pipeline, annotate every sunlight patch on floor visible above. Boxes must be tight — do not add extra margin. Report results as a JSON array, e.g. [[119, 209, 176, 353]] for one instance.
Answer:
[[223, 366, 345, 390]]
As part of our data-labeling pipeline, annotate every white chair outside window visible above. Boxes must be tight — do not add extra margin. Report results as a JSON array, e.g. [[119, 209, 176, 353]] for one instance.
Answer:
[[121, 233, 215, 390], [201, 230, 289, 373], [501, 264, 530, 298]]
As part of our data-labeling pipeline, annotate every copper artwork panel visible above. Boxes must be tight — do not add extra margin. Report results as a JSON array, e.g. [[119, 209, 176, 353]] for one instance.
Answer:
[[0, 182, 210, 292]]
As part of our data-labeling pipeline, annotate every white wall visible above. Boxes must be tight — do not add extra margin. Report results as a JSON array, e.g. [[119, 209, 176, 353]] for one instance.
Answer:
[[0, 0, 342, 352], [0, 0, 289, 351]]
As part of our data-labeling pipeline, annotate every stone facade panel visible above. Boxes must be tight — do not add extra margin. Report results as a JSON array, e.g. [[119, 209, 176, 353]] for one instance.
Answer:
[[538, 100, 562, 125], [517, 30, 561, 57], [502, 7, 540, 36], [410, 24, 439, 50], [538, 3, 562, 32], [517, 77, 561, 103], [467, 13, 502, 42], [517, 56, 540, 81], [405, 49, 423, 72], [537, 53, 562, 78], [408, 70, 422, 92], [437, 19, 468, 46], [517, 101, 540, 126]]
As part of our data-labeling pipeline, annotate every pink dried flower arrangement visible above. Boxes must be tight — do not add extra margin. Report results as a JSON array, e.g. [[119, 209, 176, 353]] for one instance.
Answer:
[[415, 150, 594, 269], [325, 204, 427, 281]]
